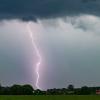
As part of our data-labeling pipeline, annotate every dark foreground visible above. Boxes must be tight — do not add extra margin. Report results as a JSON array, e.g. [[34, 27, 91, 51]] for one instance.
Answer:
[[0, 95, 100, 100]]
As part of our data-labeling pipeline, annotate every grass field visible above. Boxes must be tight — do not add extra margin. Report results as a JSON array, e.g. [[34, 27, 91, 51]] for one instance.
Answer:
[[0, 95, 100, 100]]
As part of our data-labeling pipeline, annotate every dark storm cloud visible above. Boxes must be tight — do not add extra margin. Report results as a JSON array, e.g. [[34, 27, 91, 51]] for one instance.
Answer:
[[0, 0, 99, 21]]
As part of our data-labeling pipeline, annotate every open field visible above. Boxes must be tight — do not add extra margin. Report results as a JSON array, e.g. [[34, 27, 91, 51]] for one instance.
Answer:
[[0, 95, 100, 100]]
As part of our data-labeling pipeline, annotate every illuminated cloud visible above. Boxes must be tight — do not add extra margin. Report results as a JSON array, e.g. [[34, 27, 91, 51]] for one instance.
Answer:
[[0, 15, 100, 89]]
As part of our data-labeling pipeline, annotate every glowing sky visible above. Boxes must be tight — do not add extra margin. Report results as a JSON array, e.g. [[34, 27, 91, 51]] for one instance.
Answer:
[[0, 0, 100, 90]]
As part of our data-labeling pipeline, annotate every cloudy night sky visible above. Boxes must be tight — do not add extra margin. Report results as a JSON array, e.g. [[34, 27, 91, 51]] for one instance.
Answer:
[[0, 0, 100, 90]]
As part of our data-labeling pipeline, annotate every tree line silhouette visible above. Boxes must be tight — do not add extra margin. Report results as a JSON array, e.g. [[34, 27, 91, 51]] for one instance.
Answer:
[[0, 84, 99, 95]]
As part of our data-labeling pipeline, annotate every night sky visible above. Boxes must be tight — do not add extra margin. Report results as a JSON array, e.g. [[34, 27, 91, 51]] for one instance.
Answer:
[[0, 0, 100, 90]]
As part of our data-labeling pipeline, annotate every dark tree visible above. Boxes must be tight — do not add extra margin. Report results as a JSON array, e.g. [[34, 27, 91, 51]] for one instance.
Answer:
[[80, 86, 91, 95], [10, 85, 23, 95], [67, 84, 74, 91], [22, 84, 34, 95], [10, 84, 34, 95]]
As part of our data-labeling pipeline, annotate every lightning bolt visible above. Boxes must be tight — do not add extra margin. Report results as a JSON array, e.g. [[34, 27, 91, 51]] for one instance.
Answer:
[[27, 22, 41, 89]]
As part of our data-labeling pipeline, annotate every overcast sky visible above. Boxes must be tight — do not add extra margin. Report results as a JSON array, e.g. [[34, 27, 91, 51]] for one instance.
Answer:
[[0, 0, 100, 90]]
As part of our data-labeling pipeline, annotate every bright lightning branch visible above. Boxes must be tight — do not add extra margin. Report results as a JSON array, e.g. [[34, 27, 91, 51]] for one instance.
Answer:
[[27, 22, 42, 89]]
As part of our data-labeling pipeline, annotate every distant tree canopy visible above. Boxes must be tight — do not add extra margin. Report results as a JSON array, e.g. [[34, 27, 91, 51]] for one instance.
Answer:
[[67, 84, 74, 91], [80, 86, 91, 95], [10, 84, 34, 95], [0, 84, 34, 95], [0, 83, 99, 95]]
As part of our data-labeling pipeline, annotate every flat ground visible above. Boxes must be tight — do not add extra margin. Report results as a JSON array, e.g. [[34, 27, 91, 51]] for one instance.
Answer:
[[0, 95, 100, 100]]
